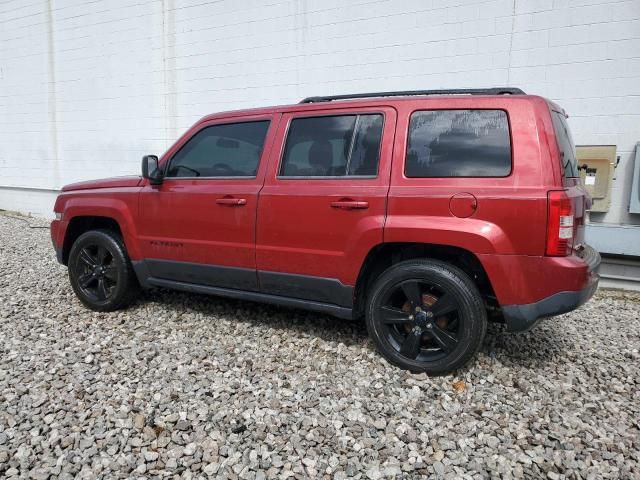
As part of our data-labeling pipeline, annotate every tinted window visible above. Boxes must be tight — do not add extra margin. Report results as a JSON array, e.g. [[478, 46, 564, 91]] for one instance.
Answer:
[[551, 111, 579, 178], [349, 115, 384, 175], [166, 121, 270, 177], [280, 114, 383, 177], [406, 110, 511, 177]]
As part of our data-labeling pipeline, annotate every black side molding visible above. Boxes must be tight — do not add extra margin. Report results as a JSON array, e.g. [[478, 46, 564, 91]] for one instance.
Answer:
[[131, 259, 355, 319], [258, 270, 353, 308], [141, 259, 259, 291], [145, 277, 354, 320]]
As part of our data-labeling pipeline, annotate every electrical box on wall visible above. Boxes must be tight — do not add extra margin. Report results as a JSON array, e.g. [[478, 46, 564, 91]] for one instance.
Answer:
[[576, 145, 616, 213], [629, 143, 640, 214]]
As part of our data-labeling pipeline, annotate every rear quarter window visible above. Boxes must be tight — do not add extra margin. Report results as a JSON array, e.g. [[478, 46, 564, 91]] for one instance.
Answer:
[[405, 109, 511, 178]]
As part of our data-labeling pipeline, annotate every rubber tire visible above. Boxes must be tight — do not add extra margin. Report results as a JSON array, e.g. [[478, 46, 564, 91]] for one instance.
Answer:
[[68, 229, 140, 312], [365, 259, 487, 375]]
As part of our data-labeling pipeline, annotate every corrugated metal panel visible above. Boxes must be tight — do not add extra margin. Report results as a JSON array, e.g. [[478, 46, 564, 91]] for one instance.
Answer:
[[586, 223, 640, 256], [598, 256, 640, 292], [629, 143, 640, 214]]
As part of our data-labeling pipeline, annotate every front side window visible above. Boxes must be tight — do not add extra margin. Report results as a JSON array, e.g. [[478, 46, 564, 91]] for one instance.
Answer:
[[279, 114, 383, 177], [166, 120, 270, 178], [406, 109, 511, 177]]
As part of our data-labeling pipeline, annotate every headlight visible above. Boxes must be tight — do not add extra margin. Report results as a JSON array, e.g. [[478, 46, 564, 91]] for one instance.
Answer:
[[55, 212, 63, 221]]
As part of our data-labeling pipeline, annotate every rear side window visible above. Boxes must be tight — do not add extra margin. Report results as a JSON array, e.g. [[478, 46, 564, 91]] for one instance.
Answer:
[[279, 114, 383, 177], [550, 111, 579, 178], [166, 120, 270, 178], [405, 109, 511, 177]]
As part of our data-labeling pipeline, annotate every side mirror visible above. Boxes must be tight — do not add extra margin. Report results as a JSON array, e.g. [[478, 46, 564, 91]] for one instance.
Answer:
[[142, 155, 163, 185]]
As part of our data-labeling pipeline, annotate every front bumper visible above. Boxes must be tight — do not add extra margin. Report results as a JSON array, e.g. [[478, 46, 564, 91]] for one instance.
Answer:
[[50, 219, 65, 264], [501, 245, 601, 332]]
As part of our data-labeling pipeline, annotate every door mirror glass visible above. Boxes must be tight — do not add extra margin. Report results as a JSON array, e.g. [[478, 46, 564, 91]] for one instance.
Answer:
[[142, 155, 162, 184]]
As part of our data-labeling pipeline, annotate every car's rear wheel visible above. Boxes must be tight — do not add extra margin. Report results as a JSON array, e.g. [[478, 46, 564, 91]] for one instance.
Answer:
[[68, 229, 139, 311], [366, 259, 486, 375]]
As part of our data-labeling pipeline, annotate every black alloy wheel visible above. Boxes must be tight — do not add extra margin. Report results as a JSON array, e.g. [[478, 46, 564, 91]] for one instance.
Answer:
[[380, 280, 461, 361], [68, 229, 139, 311], [74, 244, 118, 302], [366, 259, 487, 375]]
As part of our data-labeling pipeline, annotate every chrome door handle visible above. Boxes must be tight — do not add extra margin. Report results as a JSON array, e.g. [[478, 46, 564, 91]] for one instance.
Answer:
[[330, 200, 369, 210], [216, 197, 247, 206]]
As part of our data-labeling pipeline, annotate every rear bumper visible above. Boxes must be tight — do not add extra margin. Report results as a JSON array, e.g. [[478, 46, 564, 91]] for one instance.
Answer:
[[500, 245, 601, 332]]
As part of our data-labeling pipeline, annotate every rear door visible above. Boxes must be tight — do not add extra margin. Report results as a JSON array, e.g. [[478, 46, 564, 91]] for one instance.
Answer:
[[256, 106, 396, 306], [386, 103, 548, 256], [137, 114, 279, 290]]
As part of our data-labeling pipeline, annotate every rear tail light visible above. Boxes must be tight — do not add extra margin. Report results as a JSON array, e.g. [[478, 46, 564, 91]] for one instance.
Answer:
[[546, 191, 574, 256]]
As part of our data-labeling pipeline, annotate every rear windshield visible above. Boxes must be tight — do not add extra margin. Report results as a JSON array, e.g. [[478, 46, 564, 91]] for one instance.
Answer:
[[550, 111, 579, 178]]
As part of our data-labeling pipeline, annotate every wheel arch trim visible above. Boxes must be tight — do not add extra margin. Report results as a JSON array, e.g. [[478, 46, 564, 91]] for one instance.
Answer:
[[353, 242, 497, 316], [59, 198, 141, 263]]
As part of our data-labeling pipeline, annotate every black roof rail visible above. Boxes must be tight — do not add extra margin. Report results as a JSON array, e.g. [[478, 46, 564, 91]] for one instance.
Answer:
[[299, 87, 526, 103]]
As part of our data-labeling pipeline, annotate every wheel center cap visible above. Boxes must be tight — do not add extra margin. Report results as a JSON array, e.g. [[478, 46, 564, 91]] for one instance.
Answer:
[[415, 311, 428, 328]]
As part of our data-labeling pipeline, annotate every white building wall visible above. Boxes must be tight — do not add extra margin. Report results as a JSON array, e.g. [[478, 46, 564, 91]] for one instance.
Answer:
[[0, 0, 639, 222]]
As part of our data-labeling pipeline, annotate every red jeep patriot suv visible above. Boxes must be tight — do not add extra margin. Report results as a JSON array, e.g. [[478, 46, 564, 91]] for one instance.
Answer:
[[51, 88, 600, 374]]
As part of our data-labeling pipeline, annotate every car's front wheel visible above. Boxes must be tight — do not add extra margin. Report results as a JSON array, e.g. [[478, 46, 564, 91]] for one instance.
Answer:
[[68, 229, 139, 311], [366, 259, 487, 375]]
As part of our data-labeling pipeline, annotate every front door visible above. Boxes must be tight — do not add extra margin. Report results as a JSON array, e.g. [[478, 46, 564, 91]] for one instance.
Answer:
[[256, 106, 396, 306], [138, 114, 279, 291]]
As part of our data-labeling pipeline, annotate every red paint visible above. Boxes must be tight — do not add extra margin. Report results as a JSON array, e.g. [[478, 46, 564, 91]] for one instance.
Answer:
[[137, 112, 280, 269], [51, 94, 593, 307], [449, 193, 478, 218], [256, 107, 396, 285], [61, 176, 142, 192]]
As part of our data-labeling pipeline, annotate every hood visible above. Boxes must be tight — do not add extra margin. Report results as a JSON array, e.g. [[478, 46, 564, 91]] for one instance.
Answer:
[[62, 176, 143, 192]]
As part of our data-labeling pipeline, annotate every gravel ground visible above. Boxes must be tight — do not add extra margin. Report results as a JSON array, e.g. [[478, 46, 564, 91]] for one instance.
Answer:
[[0, 213, 639, 480]]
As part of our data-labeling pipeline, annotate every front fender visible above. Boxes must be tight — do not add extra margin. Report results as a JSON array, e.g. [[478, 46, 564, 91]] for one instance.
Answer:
[[57, 191, 142, 260]]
